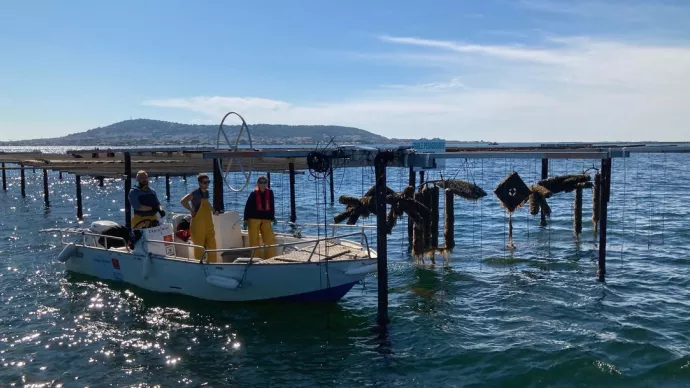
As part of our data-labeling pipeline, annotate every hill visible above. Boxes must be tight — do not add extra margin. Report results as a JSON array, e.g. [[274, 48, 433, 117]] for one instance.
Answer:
[[0, 119, 390, 146]]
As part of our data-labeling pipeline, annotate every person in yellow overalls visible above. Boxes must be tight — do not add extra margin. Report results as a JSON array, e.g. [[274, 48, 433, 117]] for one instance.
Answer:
[[180, 174, 219, 263], [128, 170, 165, 229], [243, 176, 277, 259]]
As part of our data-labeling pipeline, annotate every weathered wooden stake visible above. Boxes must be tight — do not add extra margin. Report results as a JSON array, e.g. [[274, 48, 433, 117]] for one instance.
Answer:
[[124, 152, 132, 229], [20, 164, 25, 197], [598, 157, 612, 281], [76, 175, 83, 219], [212, 159, 224, 212], [266, 172, 271, 188], [43, 169, 49, 206], [419, 170, 425, 185], [165, 174, 171, 200], [407, 167, 415, 251], [58, 171, 63, 180], [541, 158, 548, 226], [98, 176, 104, 187], [374, 153, 389, 326], [2, 162, 6, 191], [289, 162, 297, 223], [574, 187, 583, 235], [329, 167, 335, 205]]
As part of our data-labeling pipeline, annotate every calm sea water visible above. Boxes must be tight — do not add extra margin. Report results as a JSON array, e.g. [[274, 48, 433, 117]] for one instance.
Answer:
[[1, 148, 689, 387]]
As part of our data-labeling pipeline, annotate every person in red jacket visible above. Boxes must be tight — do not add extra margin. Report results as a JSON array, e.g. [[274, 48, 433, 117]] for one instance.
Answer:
[[243, 176, 277, 259]]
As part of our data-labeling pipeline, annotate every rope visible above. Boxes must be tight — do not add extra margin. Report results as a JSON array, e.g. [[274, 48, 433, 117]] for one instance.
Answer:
[[662, 153, 666, 244], [648, 154, 653, 249], [503, 158, 507, 258], [480, 158, 484, 263], [633, 154, 640, 240], [621, 156, 626, 262]]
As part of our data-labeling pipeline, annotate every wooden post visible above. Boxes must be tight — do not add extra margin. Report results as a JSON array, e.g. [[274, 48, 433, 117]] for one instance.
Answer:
[[58, 171, 63, 180], [419, 170, 425, 185], [43, 169, 49, 206], [213, 158, 224, 212], [1, 162, 6, 191], [165, 174, 171, 201], [598, 157, 612, 281], [20, 164, 25, 197], [407, 167, 415, 251], [374, 153, 389, 326], [541, 158, 548, 226], [266, 172, 271, 188], [124, 152, 132, 229], [289, 162, 297, 223], [329, 167, 335, 205], [76, 175, 83, 219], [98, 176, 104, 187]]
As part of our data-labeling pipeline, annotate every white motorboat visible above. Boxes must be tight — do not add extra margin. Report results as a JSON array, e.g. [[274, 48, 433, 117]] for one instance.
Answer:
[[41, 211, 378, 302]]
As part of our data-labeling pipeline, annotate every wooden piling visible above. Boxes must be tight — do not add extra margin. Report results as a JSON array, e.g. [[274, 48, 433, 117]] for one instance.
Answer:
[[43, 169, 49, 206], [374, 153, 389, 326], [212, 159, 224, 212], [58, 171, 63, 180], [574, 187, 583, 235], [598, 157, 612, 280], [124, 152, 132, 229], [266, 172, 271, 188], [289, 162, 297, 223], [76, 175, 83, 219], [20, 164, 25, 197], [2, 162, 6, 191], [329, 167, 335, 205], [419, 170, 425, 185], [98, 176, 104, 187], [541, 158, 548, 226], [165, 174, 171, 200], [444, 189, 455, 252], [407, 167, 415, 251]]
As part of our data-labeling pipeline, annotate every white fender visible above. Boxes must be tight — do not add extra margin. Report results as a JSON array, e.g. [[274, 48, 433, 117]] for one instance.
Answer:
[[57, 243, 77, 263], [345, 263, 378, 275], [206, 275, 239, 289], [142, 255, 151, 279]]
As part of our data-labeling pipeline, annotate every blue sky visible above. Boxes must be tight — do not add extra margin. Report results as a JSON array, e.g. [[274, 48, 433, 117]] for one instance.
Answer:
[[1, 0, 689, 141]]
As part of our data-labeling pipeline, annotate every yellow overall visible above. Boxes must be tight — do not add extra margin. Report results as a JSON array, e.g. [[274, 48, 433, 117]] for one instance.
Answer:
[[131, 214, 158, 230], [248, 219, 276, 259], [190, 198, 218, 263]]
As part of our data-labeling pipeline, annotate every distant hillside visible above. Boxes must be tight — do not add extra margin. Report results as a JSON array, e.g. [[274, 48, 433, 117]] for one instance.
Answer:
[[0, 119, 390, 146]]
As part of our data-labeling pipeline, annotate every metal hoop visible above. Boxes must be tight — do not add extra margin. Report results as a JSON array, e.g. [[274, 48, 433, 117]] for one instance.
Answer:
[[216, 111, 254, 192]]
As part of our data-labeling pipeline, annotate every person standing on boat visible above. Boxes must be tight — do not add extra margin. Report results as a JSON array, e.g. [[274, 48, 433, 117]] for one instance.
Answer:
[[128, 170, 165, 229], [243, 176, 277, 259], [180, 174, 219, 263]]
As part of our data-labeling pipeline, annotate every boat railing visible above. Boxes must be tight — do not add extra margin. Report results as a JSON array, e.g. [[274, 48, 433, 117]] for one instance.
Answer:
[[41, 228, 130, 251], [43, 226, 373, 264], [147, 230, 372, 264]]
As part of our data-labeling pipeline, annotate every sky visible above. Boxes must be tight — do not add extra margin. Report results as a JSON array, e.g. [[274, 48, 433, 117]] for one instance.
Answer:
[[1, 0, 689, 142]]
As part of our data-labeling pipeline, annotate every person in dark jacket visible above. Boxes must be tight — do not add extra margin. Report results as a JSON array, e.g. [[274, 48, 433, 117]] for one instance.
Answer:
[[243, 176, 277, 259], [128, 170, 165, 229]]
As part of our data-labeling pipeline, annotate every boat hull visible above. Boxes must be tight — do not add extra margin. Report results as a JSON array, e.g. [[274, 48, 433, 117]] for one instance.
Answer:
[[63, 245, 376, 302]]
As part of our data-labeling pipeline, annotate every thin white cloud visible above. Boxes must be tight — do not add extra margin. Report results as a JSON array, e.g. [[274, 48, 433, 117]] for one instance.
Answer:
[[377, 35, 570, 64], [144, 34, 690, 142]]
